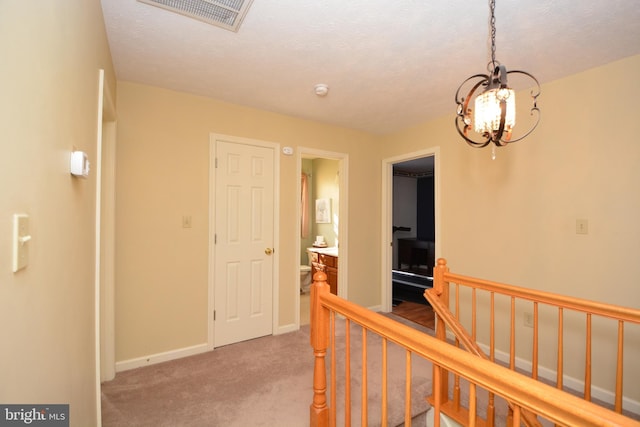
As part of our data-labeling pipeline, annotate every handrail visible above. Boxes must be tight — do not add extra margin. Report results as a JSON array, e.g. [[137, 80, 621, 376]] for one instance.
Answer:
[[435, 260, 640, 324], [309, 272, 640, 427], [425, 288, 484, 356]]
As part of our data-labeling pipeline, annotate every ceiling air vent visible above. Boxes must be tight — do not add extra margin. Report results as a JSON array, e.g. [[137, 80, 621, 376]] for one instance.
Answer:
[[138, 0, 253, 32]]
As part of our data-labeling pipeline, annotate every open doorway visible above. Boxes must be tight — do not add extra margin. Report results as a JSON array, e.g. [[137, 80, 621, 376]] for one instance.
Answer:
[[296, 148, 348, 327], [381, 148, 440, 315]]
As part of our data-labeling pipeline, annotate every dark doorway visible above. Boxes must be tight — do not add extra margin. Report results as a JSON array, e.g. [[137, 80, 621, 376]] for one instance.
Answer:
[[392, 156, 435, 307]]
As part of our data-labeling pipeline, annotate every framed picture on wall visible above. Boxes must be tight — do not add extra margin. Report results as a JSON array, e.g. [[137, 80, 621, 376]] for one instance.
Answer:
[[315, 198, 331, 223]]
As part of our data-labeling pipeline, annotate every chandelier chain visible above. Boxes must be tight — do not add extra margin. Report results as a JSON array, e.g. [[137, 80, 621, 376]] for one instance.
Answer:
[[489, 0, 497, 69]]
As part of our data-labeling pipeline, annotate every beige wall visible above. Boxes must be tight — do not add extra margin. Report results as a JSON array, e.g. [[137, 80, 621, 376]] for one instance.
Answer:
[[312, 158, 340, 247], [380, 55, 640, 400], [115, 81, 380, 361], [116, 55, 639, 399], [0, 1, 116, 425]]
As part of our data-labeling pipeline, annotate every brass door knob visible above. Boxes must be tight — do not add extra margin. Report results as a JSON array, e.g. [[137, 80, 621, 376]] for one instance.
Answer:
[[265, 248, 273, 255]]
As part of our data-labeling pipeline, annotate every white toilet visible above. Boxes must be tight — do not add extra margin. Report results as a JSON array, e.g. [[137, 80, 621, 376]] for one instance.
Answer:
[[299, 249, 313, 294]]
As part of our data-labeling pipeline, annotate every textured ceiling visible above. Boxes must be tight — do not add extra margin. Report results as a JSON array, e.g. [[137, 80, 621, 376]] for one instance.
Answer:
[[100, 0, 640, 134]]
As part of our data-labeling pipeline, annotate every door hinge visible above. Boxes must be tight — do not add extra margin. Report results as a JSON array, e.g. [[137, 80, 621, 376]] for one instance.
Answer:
[[214, 234, 217, 244], [213, 310, 216, 321], [215, 158, 218, 168]]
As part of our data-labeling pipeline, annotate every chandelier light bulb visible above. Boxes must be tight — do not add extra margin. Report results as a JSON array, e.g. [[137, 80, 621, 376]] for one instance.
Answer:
[[474, 88, 516, 135]]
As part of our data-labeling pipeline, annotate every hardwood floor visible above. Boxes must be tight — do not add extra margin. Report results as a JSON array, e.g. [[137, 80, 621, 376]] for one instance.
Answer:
[[392, 301, 434, 330], [302, 286, 433, 330]]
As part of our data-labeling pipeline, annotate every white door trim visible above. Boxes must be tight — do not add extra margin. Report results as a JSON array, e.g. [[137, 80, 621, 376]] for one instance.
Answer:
[[294, 147, 349, 328], [95, 69, 117, 426], [208, 133, 280, 349], [380, 147, 441, 312]]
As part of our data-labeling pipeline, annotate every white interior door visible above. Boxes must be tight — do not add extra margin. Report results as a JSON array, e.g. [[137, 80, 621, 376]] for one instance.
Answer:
[[214, 140, 274, 347]]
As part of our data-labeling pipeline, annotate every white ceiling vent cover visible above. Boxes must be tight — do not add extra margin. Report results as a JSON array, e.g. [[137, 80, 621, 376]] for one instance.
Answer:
[[137, 0, 253, 32]]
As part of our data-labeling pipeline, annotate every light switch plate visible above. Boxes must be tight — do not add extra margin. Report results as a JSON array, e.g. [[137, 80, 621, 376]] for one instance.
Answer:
[[13, 214, 30, 272], [576, 218, 588, 235]]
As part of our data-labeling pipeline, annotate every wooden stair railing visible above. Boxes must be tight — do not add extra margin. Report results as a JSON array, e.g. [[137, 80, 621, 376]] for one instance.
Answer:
[[429, 257, 640, 426], [425, 288, 541, 427], [310, 270, 640, 427]]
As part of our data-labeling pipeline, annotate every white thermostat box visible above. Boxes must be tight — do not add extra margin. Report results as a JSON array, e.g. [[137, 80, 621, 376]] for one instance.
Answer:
[[70, 151, 90, 178]]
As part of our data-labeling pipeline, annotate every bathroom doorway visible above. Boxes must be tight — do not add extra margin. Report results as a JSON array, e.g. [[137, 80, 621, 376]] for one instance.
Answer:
[[296, 148, 348, 327], [380, 148, 440, 313]]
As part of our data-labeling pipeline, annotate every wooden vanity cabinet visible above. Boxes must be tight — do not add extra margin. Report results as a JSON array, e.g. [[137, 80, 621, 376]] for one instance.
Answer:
[[309, 251, 338, 295]]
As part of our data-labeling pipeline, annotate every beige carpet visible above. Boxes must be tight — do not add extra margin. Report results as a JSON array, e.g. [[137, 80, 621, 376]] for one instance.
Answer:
[[101, 314, 434, 427]]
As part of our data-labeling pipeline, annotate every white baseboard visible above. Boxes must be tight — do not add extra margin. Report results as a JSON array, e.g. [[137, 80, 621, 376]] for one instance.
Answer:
[[368, 304, 383, 312], [115, 343, 209, 373], [276, 323, 298, 335], [116, 322, 301, 373]]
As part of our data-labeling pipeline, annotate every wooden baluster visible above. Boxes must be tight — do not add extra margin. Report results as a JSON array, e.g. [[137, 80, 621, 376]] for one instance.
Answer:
[[405, 350, 412, 426], [557, 308, 564, 391], [553, 307, 564, 427], [381, 338, 388, 427], [472, 288, 477, 341], [345, 319, 351, 427], [487, 292, 496, 427], [433, 362, 442, 427], [361, 328, 368, 427], [453, 373, 460, 412], [455, 283, 460, 321], [512, 405, 521, 427], [487, 390, 495, 427], [454, 283, 461, 411], [490, 292, 495, 362], [507, 297, 516, 427], [554, 309, 564, 427], [532, 302, 539, 381], [510, 297, 515, 370], [584, 313, 592, 402], [330, 311, 337, 425], [615, 320, 624, 413], [469, 383, 477, 427], [310, 271, 330, 427]]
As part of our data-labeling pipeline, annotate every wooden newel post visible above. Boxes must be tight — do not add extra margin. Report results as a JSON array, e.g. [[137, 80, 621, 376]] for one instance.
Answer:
[[432, 258, 450, 405], [310, 271, 330, 427]]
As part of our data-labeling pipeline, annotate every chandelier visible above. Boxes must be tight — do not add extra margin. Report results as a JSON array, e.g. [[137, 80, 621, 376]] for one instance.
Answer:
[[455, 0, 541, 152]]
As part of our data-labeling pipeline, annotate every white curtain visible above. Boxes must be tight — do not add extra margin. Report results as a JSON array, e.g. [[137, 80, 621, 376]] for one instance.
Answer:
[[301, 173, 309, 238]]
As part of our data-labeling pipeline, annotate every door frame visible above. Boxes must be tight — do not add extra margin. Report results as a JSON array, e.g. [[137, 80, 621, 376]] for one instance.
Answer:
[[95, 69, 117, 425], [207, 134, 280, 349], [295, 147, 349, 328], [380, 147, 441, 312]]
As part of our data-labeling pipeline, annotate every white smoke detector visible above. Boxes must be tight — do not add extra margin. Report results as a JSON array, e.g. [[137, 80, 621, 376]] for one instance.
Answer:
[[314, 84, 329, 97]]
